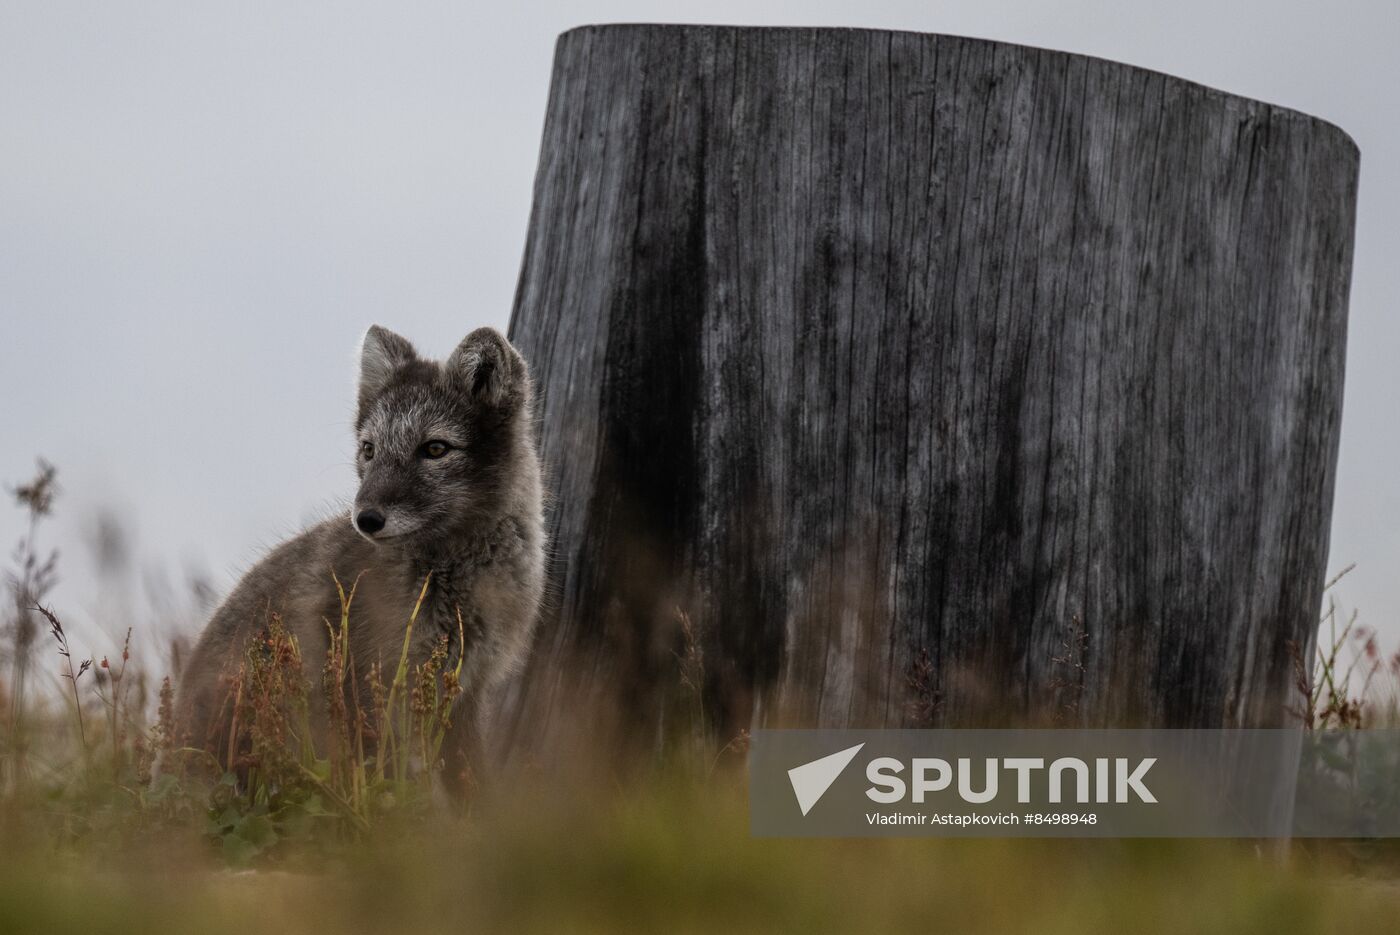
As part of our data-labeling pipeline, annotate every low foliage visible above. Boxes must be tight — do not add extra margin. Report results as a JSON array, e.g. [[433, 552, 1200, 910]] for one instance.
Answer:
[[4, 459, 1400, 931]]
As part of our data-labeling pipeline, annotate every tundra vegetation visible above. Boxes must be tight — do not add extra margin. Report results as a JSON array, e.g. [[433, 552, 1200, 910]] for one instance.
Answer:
[[2, 459, 1399, 934]]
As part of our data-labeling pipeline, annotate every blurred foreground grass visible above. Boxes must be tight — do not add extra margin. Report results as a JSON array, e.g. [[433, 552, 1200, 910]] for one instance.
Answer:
[[4, 776, 1400, 935], [6, 464, 1400, 934]]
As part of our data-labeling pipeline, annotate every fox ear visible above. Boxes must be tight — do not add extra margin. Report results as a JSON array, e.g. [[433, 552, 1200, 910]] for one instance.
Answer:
[[358, 325, 417, 406], [445, 327, 526, 407]]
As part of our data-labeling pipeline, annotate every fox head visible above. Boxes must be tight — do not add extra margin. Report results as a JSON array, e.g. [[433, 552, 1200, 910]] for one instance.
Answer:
[[351, 325, 533, 545]]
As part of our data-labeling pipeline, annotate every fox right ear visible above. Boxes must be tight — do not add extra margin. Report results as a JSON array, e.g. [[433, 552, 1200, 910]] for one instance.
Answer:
[[358, 325, 417, 407], [445, 327, 527, 409]]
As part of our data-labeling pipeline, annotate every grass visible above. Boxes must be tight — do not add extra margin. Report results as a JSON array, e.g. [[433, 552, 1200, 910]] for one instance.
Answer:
[[1, 462, 475, 866], [1295, 563, 1400, 729], [4, 458, 1400, 933], [3, 780, 1400, 934]]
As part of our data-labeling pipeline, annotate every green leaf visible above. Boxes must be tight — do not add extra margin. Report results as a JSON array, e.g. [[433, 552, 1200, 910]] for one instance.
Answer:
[[221, 833, 260, 866], [235, 813, 279, 849]]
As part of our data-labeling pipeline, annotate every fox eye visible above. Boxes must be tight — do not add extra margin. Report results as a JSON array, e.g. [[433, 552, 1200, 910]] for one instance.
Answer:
[[421, 440, 450, 459], [360, 441, 375, 460]]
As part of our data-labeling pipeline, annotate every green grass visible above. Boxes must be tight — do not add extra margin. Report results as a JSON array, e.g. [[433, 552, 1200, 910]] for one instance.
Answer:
[[3, 776, 1400, 935], [6, 462, 1400, 933]]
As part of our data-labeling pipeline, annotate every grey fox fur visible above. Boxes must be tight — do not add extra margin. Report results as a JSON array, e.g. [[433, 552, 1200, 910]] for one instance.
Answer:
[[176, 325, 544, 784]]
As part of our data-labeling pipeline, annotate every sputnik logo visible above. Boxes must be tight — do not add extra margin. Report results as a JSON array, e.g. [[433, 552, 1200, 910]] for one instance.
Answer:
[[787, 743, 865, 816]]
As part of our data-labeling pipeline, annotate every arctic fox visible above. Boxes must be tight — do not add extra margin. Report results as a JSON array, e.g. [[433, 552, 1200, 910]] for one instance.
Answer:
[[177, 325, 544, 784]]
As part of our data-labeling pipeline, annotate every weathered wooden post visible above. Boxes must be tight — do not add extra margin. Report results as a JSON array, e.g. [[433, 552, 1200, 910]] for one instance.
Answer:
[[500, 25, 1358, 753]]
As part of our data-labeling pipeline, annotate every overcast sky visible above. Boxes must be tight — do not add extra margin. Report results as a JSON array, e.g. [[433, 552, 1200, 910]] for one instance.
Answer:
[[2, 0, 1397, 663]]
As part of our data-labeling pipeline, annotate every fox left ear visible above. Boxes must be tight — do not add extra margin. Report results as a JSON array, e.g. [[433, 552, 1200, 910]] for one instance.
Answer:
[[445, 328, 527, 408], [358, 325, 418, 410]]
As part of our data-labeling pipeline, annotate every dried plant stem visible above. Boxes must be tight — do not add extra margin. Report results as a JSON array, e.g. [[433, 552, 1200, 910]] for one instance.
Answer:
[[33, 603, 89, 753], [378, 572, 431, 784]]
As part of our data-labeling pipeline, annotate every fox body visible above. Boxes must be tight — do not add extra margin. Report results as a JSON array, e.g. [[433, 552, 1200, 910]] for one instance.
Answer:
[[177, 325, 544, 778]]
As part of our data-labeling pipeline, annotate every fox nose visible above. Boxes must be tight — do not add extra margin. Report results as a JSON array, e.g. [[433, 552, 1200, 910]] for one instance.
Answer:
[[355, 509, 386, 535]]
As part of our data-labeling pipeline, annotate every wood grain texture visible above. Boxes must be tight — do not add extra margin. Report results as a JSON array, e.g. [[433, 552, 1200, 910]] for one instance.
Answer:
[[500, 24, 1359, 750]]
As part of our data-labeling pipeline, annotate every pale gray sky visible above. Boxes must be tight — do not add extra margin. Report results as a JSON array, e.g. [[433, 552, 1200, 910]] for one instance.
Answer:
[[2, 1, 1397, 663]]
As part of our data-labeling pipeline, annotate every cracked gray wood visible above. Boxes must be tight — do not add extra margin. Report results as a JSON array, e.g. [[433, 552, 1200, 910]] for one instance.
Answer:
[[499, 24, 1358, 753]]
